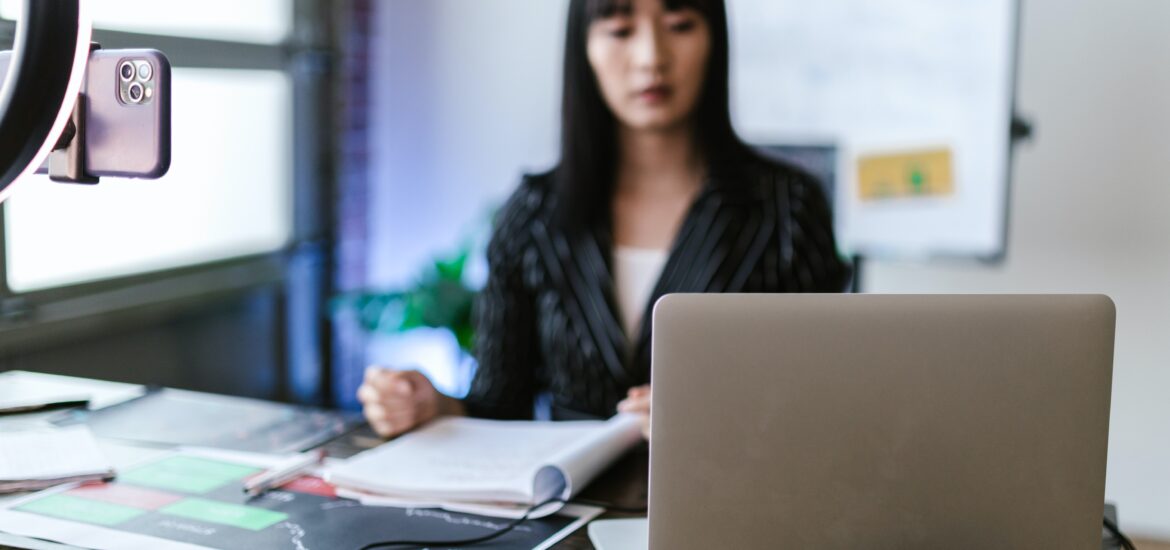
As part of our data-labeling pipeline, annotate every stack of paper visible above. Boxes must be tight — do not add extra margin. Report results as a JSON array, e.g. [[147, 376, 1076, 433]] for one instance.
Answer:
[[0, 370, 146, 413], [325, 414, 644, 518], [0, 426, 115, 493]]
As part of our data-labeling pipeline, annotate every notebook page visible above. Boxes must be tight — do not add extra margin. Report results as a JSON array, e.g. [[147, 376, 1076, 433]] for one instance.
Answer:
[[326, 417, 619, 504], [545, 414, 644, 498], [0, 426, 113, 481]]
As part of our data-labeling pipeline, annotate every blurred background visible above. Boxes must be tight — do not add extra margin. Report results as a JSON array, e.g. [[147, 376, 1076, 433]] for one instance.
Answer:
[[0, 0, 1167, 539]]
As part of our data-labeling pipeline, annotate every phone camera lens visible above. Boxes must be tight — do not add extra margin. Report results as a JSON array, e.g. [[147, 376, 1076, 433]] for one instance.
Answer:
[[137, 62, 152, 81], [128, 82, 144, 103], [119, 61, 135, 81]]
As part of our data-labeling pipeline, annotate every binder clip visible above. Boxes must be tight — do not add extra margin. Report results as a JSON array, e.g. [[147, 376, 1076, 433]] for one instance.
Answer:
[[48, 42, 100, 185]]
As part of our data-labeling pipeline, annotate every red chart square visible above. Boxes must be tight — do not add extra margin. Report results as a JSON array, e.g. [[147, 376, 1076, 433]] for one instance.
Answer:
[[67, 483, 184, 510]]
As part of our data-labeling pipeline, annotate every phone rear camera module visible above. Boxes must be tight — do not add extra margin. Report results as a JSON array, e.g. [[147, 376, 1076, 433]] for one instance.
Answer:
[[128, 82, 144, 103], [136, 62, 152, 81], [119, 61, 135, 81]]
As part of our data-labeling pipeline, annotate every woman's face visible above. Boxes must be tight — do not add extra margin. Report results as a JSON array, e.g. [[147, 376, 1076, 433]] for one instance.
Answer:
[[587, 0, 711, 132]]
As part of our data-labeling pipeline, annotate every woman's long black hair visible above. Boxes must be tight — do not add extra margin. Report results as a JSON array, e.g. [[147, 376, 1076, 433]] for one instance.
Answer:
[[556, 0, 757, 229]]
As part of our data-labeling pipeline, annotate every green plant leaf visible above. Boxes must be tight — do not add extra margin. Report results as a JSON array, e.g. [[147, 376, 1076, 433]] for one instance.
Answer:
[[330, 237, 481, 353]]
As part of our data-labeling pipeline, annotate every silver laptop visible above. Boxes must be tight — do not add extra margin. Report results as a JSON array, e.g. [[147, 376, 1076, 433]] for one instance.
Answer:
[[649, 294, 1115, 549]]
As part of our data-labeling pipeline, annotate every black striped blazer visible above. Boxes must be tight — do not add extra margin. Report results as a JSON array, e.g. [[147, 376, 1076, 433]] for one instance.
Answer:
[[463, 158, 851, 420]]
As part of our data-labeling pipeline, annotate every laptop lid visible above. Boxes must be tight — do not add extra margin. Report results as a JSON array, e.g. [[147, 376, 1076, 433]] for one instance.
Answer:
[[648, 294, 1114, 549]]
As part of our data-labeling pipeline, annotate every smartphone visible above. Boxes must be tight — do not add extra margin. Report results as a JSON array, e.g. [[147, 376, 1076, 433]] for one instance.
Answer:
[[0, 48, 171, 179], [82, 49, 171, 178]]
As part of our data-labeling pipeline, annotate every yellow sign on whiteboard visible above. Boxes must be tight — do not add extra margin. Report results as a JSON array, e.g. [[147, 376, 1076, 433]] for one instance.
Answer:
[[857, 148, 954, 201]]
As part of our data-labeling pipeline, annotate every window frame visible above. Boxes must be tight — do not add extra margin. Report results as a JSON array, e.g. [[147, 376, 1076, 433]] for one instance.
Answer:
[[0, 1, 335, 361]]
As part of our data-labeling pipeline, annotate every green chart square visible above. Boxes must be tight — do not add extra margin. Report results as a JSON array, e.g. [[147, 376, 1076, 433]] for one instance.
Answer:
[[17, 494, 144, 526], [120, 456, 261, 494], [161, 498, 287, 531]]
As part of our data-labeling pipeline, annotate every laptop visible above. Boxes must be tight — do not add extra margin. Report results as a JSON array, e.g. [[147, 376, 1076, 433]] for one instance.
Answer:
[[648, 294, 1115, 549]]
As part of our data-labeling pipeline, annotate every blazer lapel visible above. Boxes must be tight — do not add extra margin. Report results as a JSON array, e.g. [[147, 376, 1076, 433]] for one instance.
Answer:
[[576, 218, 639, 388], [629, 175, 776, 382]]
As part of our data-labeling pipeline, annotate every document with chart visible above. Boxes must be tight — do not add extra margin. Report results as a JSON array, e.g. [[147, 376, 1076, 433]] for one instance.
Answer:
[[0, 448, 599, 550]]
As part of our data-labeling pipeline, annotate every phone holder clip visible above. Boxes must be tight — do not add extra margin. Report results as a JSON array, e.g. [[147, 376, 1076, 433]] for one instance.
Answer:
[[48, 42, 100, 185]]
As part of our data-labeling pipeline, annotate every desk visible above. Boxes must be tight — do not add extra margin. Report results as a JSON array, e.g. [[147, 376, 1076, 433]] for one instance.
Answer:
[[0, 376, 1150, 550], [0, 377, 643, 550]]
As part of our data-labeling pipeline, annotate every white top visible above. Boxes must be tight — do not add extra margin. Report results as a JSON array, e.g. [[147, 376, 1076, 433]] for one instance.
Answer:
[[612, 246, 669, 340]]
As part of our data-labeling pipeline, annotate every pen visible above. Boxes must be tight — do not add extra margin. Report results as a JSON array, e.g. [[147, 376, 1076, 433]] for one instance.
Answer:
[[242, 449, 326, 497]]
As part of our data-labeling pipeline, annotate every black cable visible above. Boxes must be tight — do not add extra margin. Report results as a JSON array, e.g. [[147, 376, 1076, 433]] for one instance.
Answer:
[[570, 497, 647, 514], [357, 497, 566, 550], [356, 496, 648, 549], [1103, 516, 1137, 550], [361, 500, 1135, 549]]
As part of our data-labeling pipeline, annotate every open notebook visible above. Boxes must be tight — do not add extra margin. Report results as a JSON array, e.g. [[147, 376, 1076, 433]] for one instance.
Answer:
[[0, 426, 115, 493], [325, 414, 644, 518]]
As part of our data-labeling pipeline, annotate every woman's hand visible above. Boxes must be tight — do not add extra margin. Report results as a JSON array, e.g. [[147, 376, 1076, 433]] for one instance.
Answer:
[[357, 367, 463, 438], [617, 384, 652, 439]]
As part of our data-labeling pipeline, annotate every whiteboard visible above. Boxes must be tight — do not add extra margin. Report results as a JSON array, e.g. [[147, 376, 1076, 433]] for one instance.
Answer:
[[729, 0, 1019, 260]]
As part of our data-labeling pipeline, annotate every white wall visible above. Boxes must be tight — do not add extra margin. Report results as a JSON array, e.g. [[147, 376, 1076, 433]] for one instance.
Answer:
[[868, 0, 1170, 537], [365, 0, 567, 394], [368, 0, 1170, 537], [368, 0, 566, 288]]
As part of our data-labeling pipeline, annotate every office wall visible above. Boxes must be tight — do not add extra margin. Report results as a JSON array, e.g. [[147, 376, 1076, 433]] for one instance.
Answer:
[[867, 0, 1170, 537], [356, 0, 567, 399], [367, 0, 565, 289], [366, 0, 1170, 537]]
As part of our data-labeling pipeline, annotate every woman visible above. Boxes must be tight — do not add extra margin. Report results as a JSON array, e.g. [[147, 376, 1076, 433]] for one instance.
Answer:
[[358, 0, 850, 437]]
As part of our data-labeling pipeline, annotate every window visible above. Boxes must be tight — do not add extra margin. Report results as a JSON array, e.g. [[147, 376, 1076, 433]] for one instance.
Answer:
[[0, 0, 293, 44], [4, 69, 293, 292], [0, 0, 318, 339]]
